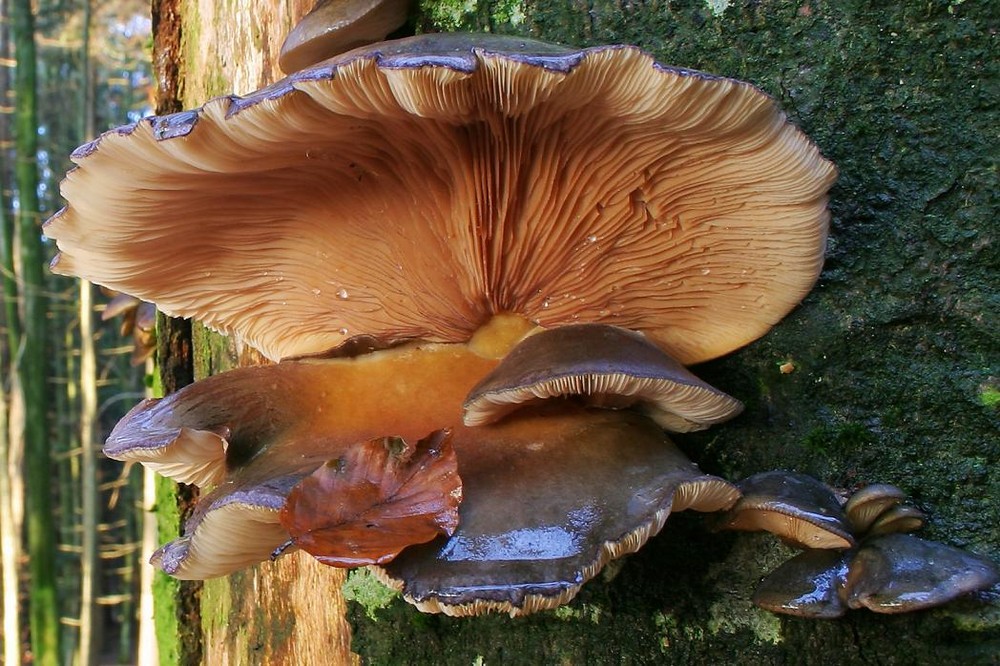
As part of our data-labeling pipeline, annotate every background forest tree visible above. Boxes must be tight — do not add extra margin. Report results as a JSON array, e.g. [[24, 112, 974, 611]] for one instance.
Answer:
[[1, 1, 152, 664]]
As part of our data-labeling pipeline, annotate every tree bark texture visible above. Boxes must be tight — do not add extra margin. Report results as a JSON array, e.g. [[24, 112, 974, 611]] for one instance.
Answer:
[[158, 1, 999, 664]]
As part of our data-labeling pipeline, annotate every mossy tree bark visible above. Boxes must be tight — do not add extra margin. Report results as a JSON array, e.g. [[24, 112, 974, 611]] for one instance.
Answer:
[[159, 1, 998, 664]]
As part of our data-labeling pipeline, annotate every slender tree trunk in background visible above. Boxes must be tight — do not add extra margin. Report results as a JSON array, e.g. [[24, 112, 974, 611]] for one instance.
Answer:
[[79, 280, 98, 666], [11, 0, 59, 663], [77, 2, 99, 662], [0, 366, 20, 666], [0, 2, 22, 660], [137, 464, 159, 666]]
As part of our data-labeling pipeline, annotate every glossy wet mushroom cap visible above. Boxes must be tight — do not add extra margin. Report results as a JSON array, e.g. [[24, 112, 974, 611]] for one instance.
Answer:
[[279, 0, 411, 73], [719, 470, 855, 549], [462, 324, 743, 432], [752, 548, 850, 619], [103, 337, 505, 488], [46, 33, 836, 365], [845, 533, 1000, 614], [376, 406, 739, 616]]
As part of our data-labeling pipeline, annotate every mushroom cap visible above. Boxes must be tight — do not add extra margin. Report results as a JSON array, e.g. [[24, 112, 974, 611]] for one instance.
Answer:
[[46, 33, 836, 364], [151, 405, 738, 589], [462, 323, 743, 432], [103, 338, 501, 488], [279, 0, 411, 74], [151, 474, 301, 579], [376, 406, 739, 616], [865, 505, 925, 538], [752, 548, 850, 619], [719, 470, 855, 549], [844, 483, 906, 534], [845, 533, 1000, 614]]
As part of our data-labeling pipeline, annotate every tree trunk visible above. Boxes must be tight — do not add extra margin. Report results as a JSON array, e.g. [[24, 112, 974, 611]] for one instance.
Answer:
[[151, 1, 999, 664], [10, 0, 59, 664], [78, 279, 99, 666], [0, 1, 21, 661]]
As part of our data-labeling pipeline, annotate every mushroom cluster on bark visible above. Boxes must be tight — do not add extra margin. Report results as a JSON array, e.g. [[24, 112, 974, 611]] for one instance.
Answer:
[[720, 471, 999, 617], [46, 33, 838, 616]]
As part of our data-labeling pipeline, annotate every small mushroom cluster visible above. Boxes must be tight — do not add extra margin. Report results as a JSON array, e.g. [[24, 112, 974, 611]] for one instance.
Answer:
[[720, 471, 1000, 617], [45, 33, 839, 615]]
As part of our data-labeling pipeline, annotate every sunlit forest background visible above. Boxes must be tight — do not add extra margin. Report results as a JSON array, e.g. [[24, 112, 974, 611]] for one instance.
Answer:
[[1, 1, 155, 664]]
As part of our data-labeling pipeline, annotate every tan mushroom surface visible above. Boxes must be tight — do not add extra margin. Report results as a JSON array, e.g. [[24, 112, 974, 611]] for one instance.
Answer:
[[151, 403, 737, 614], [46, 33, 836, 366]]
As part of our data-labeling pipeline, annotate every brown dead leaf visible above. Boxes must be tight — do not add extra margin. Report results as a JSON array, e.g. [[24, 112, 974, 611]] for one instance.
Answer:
[[279, 429, 461, 567]]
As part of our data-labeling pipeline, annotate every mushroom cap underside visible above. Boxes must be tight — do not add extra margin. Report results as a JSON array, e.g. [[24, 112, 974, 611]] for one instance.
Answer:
[[463, 323, 743, 432], [153, 406, 738, 609], [720, 470, 854, 549], [47, 32, 836, 364]]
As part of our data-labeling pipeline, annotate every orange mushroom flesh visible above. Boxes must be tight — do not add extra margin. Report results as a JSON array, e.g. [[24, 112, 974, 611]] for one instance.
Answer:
[[104, 315, 533, 487], [463, 323, 743, 432], [718, 471, 855, 549], [279, 0, 411, 74]]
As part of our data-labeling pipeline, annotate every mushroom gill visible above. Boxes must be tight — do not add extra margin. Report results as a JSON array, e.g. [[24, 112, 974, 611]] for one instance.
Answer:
[[46, 33, 836, 366]]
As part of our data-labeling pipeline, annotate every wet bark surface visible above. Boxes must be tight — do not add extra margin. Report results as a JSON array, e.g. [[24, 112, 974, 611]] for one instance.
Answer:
[[159, 0, 999, 663]]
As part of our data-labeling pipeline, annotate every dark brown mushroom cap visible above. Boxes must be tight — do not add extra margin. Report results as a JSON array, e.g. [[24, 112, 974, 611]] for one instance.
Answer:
[[462, 323, 743, 432], [279, 0, 411, 74], [719, 470, 855, 549], [752, 548, 850, 619], [845, 533, 1000, 614], [376, 406, 739, 616], [46, 33, 836, 364], [149, 405, 737, 588]]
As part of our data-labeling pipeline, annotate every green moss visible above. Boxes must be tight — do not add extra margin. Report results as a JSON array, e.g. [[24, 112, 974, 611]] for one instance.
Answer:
[[979, 385, 1000, 409], [152, 476, 181, 666], [342, 569, 399, 620]]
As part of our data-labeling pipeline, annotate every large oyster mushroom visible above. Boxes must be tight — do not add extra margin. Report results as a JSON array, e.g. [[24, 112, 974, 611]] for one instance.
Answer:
[[45, 34, 836, 614]]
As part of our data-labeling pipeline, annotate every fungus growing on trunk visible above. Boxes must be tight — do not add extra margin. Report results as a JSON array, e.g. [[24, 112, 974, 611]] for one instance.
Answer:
[[730, 473, 999, 617], [718, 470, 855, 549], [279, 0, 411, 73], [46, 33, 838, 614], [462, 323, 743, 432]]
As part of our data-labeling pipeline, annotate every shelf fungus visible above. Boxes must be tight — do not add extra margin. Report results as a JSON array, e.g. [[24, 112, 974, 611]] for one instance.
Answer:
[[725, 472, 999, 617], [45, 34, 838, 615]]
